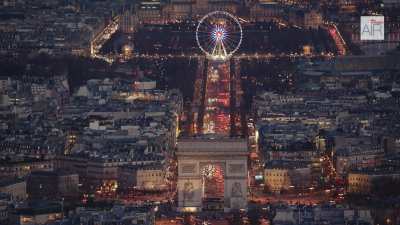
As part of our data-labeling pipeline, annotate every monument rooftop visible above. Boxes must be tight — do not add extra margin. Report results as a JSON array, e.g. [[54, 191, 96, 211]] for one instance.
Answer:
[[177, 137, 248, 154]]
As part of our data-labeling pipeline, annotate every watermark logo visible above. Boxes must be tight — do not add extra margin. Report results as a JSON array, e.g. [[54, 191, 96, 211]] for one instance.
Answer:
[[360, 16, 384, 41]]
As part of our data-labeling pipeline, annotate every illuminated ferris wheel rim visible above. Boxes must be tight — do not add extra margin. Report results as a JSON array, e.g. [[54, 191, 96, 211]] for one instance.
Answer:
[[196, 11, 243, 61]]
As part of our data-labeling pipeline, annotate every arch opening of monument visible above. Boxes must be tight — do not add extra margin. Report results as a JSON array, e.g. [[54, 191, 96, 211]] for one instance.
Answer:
[[201, 164, 225, 211]]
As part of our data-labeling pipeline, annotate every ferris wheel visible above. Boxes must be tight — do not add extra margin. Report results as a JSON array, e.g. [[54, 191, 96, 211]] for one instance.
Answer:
[[196, 11, 243, 61]]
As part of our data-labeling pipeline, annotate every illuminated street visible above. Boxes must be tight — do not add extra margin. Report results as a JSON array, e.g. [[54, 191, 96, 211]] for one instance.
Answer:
[[90, 15, 121, 63], [202, 61, 231, 135]]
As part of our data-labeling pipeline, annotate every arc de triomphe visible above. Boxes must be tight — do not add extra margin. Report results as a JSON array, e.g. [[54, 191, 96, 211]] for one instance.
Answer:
[[176, 138, 248, 212]]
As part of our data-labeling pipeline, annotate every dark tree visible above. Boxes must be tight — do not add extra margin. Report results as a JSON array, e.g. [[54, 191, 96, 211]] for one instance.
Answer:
[[372, 177, 400, 197], [230, 209, 244, 225], [183, 214, 193, 225], [248, 208, 261, 225]]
